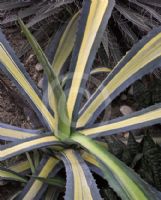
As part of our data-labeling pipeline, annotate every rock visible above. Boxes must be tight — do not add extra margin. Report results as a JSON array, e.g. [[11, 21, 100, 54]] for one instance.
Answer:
[[38, 78, 43, 89], [120, 105, 133, 116], [121, 94, 127, 100], [35, 63, 43, 72], [25, 54, 34, 64], [33, 74, 38, 80], [128, 86, 134, 95]]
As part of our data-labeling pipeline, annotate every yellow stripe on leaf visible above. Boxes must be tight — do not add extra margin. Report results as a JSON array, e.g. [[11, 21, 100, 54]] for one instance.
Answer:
[[0, 168, 27, 182], [77, 31, 161, 127], [81, 105, 161, 137], [46, 12, 79, 114], [90, 67, 111, 75], [52, 11, 79, 75], [0, 136, 58, 161], [0, 127, 39, 140], [8, 160, 30, 173], [22, 157, 58, 200], [72, 133, 158, 200], [67, 0, 114, 120], [63, 149, 93, 200], [82, 151, 99, 168], [0, 43, 55, 131]]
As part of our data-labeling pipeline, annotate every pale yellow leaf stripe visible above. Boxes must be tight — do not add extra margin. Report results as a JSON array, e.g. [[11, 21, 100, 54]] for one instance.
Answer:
[[90, 67, 111, 75], [0, 169, 26, 182], [0, 127, 38, 140], [81, 107, 161, 136], [72, 134, 149, 200], [22, 157, 58, 200], [82, 151, 99, 168], [64, 149, 93, 200], [77, 31, 161, 127], [47, 12, 79, 114], [67, 0, 110, 120], [8, 160, 30, 173], [0, 136, 58, 159], [0, 43, 55, 130], [52, 11, 80, 75]]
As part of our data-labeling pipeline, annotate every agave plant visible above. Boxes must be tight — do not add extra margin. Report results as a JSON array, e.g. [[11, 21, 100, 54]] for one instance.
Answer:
[[1, 0, 161, 199]]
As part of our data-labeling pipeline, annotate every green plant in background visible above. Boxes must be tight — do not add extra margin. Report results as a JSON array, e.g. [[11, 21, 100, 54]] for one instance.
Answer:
[[1, 0, 161, 199]]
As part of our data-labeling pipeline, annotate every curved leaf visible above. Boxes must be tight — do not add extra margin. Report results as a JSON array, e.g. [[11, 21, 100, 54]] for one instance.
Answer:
[[0, 167, 27, 183], [79, 103, 161, 137], [0, 123, 42, 141], [60, 149, 102, 200], [0, 30, 55, 130], [43, 11, 80, 115], [71, 133, 161, 200], [90, 67, 111, 75], [82, 151, 104, 178], [18, 156, 59, 200], [65, 0, 115, 123], [19, 19, 70, 139], [0, 135, 60, 161], [77, 26, 161, 127], [52, 11, 80, 76], [8, 160, 30, 174]]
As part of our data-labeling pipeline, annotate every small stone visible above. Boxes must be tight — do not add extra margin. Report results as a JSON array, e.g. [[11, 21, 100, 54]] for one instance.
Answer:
[[33, 74, 37, 80], [35, 63, 43, 72], [25, 54, 34, 64], [38, 78, 43, 89], [128, 86, 134, 95], [123, 132, 129, 138], [121, 94, 127, 100], [120, 105, 133, 116]]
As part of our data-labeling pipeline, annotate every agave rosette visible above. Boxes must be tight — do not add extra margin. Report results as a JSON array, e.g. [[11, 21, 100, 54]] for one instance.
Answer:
[[0, 0, 161, 199]]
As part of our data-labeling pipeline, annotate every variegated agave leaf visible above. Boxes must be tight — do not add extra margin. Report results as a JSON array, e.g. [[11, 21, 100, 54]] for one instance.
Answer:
[[1, 0, 161, 200]]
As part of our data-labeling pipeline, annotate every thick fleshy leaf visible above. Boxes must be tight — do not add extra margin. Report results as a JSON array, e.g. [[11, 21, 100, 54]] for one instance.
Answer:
[[0, 123, 42, 141], [51, 11, 79, 76], [61, 66, 111, 89], [0, 167, 27, 182], [26, 152, 35, 174], [71, 133, 161, 200], [90, 67, 111, 75], [77, 26, 161, 127], [0, 30, 55, 130], [82, 141, 109, 177], [8, 160, 30, 174], [33, 176, 65, 188], [60, 149, 102, 200], [82, 151, 104, 178], [0, 135, 60, 161], [18, 156, 59, 200], [65, 0, 115, 123], [79, 103, 161, 138], [19, 19, 70, 139], [43, 11, 79, 114]]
